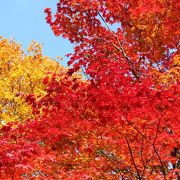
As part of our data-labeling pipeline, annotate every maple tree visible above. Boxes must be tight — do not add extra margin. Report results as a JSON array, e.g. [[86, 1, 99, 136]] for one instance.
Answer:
[[0, 36, 65, 126], [0, 0, 180, 179]]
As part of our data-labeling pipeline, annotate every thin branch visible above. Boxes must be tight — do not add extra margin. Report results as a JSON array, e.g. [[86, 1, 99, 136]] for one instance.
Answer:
[[125, 137, 142, 180], [152, 144, 167, 180], [97, 12, 140, 81]]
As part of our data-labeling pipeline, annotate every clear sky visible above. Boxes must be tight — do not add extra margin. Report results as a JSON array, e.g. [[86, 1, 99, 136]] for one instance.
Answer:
[[0, 0, 73, 66]]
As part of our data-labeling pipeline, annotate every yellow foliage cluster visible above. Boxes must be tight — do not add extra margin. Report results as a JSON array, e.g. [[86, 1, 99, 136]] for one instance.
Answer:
[[0, 36, 66, 126], [152, 54, 180, 86]]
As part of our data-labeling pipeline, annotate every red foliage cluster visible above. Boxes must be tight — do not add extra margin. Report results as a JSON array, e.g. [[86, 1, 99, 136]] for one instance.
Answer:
[[0, 0, 180, 179]]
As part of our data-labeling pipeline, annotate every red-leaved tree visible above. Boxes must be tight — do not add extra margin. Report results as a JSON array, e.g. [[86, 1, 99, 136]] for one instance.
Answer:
[[0, 0, 179, 179]]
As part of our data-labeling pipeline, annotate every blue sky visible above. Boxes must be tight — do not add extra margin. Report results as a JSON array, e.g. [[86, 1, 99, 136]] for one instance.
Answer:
[[0, 0, 73, 66]]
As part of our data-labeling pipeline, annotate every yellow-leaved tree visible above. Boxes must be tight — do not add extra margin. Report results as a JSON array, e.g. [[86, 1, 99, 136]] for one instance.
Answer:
[[152, 54, 180, 87], [0, 36, 66, 126]]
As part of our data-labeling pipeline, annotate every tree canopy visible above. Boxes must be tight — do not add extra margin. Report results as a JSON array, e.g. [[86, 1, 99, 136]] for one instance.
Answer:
[[0, 0, 179, 179]]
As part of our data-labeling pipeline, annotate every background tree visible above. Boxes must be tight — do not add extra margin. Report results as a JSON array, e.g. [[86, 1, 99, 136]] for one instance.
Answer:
[[0, 36, 65, 126]]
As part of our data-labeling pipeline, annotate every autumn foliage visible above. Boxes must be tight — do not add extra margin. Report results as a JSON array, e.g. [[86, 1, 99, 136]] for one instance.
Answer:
[[0, 0, 180, 179], [0, 37, 65, 126]]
